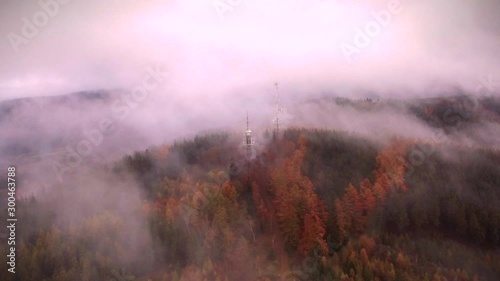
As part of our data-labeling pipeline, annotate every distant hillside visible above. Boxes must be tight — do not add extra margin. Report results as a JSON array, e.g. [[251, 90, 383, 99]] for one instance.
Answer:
[[0, 90, 115, 122], [2, 90, 499, 197], [303, 95, 500, 129]]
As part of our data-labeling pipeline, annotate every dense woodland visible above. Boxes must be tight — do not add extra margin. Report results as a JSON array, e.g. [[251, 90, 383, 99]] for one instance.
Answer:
[[1, 126, 500, 281]]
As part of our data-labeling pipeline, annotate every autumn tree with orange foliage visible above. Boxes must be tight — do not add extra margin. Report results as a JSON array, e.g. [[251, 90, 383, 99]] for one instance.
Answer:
[[334, 140, 412, 236], [270, 136, 329, 256], [333, 198, 348, 243], [299, 196, 329, 256], [343, 184, 364, 233], [374, 139, 410, 193]]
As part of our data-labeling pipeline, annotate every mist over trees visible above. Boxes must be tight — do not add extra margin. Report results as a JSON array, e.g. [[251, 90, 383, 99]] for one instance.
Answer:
[[1, 123, 499, 280], [1, 0, 500, 280]]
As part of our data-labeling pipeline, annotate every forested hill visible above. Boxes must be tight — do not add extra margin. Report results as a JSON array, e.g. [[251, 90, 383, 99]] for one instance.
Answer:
[[1, 128, 499, 281]]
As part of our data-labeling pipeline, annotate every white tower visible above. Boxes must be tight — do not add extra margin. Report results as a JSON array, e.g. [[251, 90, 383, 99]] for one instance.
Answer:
[[245, 113, 254, 159]]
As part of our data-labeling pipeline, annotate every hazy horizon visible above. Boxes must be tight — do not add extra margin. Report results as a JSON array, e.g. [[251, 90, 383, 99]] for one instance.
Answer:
[[0, 0, 499, 102]]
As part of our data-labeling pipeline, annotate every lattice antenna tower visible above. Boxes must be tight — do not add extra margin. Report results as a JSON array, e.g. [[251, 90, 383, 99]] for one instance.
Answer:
[[273, 82, 283, 137]]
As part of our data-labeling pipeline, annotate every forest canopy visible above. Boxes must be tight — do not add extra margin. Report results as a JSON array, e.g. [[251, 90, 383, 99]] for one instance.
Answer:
[[1, 128, 499, 281]]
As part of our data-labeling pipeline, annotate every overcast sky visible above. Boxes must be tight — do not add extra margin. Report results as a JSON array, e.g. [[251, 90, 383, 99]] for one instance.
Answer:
[[0, 0, 499, 101]]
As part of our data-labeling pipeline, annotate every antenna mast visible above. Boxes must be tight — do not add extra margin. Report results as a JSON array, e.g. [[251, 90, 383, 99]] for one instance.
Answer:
[[273, 82, 283, 138]]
